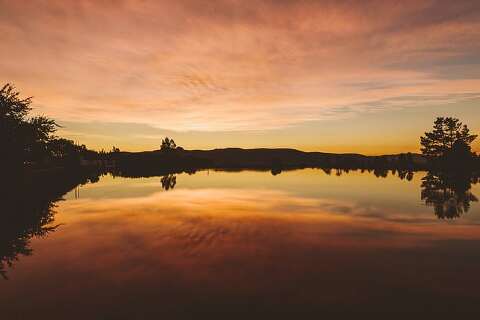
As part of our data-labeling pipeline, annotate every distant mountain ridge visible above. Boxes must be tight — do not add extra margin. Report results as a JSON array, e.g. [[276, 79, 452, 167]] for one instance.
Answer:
[[109, 147, 427, 175]]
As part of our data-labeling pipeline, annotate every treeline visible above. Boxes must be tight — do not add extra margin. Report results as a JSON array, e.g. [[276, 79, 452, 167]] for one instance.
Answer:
[[110, 148, 427, 176], [110, 117, 480, 174], [2, 83, 479, 175], [0, 84, 101, 172]]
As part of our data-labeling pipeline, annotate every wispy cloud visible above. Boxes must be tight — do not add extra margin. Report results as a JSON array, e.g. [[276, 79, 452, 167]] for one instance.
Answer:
[[1, 0, 479, 144]]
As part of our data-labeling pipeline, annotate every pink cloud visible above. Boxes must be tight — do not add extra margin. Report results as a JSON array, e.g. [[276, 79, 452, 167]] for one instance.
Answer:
[[1, 0, 479, 132]]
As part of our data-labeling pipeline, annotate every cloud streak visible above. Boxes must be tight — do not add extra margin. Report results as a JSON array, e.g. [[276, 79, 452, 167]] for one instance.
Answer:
[[1, 0, 479, 146]]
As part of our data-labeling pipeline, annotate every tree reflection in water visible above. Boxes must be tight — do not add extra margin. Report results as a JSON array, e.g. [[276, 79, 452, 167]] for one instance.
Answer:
[[270, 167, 479, 219], [160, 174, 176, 190], [0, 195, 58, 279], [0, 171, 101, 279], [421, 171, 479, 219], [1, 169, 177, 280], [2, 168, 479, 279]]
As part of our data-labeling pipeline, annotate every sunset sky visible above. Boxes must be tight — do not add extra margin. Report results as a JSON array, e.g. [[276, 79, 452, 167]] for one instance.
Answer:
[[1, 0, 479, 154]]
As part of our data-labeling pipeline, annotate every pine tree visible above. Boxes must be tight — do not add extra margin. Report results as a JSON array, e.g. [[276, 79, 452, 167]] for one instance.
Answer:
[[160, 137, 177, 151], [420, 117, 477, 158]]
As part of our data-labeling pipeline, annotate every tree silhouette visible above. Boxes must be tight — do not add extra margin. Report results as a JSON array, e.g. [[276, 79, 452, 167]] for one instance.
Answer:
[[420, 117, 477, 159], [0, 83, 32, 121], [1, 83, 34, 168], [1, 84, 58, 161], [1, 83, 100, 169], [160, 137, 177, 151], [26, 116, 58, 162], [442, 139, 475, 168]]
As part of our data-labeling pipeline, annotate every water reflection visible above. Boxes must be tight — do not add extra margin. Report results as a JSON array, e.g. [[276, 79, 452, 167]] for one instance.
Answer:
[[392, 169, 414, 181], [320, 167, 415, 181], [0, 171, 102, 279], [267, 167, 479, 219], [421, 171, 479, 219], [160, 174, 177, 190], [0, 188, 57, 279], [2, 168, 480, 317]]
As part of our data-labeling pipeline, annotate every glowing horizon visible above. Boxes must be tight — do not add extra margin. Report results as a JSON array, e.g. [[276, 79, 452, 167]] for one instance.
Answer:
[[1, 0, 479, 154]]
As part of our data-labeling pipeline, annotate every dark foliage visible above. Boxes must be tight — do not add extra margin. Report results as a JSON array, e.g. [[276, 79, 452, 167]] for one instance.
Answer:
[[160, 137, 177, 151], [0, 83, 100, 171], [420, 117, 477, 168]]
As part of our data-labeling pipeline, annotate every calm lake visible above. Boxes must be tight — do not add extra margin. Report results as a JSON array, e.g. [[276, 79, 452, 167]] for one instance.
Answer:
[[2, 169, 480, 318]]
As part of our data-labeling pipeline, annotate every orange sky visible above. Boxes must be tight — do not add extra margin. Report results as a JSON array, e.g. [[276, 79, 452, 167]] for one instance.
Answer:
[[1, 0, 479, 153]]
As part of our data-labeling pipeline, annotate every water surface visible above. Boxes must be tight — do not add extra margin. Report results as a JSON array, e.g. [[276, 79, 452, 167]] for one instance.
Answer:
[[2, 169, 480, 318]]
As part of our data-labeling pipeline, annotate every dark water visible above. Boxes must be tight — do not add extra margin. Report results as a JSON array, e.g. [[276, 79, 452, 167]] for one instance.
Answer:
[[2, 169, 480, 318]]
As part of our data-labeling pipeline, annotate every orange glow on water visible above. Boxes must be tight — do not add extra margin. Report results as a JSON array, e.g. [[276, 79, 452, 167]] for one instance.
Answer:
[[2, 170, 480, 316]]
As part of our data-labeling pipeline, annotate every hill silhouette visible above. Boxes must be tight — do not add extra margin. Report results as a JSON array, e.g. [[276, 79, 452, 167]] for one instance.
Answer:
[[109, 147, 427, 176]]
